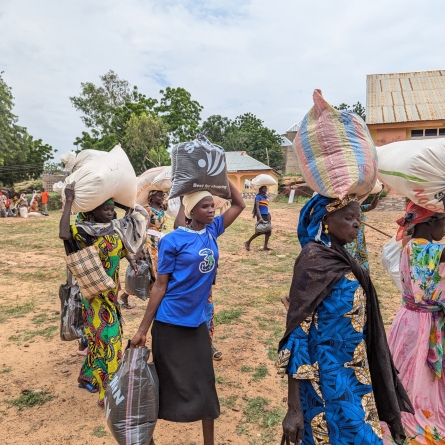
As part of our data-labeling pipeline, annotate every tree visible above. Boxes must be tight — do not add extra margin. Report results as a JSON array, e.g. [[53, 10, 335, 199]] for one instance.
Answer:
[[334, 101, 366, 121], [0, 72, 54, 186], [155, 87, 203, 144], [124, 113, 170, 173], [201, 113, 283, 170], [71, 72, 204, 173]]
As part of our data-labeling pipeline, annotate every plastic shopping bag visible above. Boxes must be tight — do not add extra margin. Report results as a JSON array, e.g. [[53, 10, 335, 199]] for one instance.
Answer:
[[125, 260, 152, 301], [59, 272, 84, 341], [381, 236, 403, 292], [105, 345, 159, 445]]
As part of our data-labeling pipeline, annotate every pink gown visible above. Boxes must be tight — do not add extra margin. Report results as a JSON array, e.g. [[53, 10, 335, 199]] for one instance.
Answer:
[[382, 239, 445, 444]]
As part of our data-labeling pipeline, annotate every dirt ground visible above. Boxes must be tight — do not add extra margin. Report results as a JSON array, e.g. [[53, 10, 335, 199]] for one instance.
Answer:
[[0, 202, 403, 445]]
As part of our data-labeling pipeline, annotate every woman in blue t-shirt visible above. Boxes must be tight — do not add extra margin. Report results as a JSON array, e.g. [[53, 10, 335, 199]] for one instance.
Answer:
[[244, 185, 272, 251], [131, 181, 245, 445]]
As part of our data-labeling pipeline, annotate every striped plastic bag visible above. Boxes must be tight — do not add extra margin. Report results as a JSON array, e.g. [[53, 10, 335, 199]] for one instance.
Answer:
[[293, 89, 378, 199]]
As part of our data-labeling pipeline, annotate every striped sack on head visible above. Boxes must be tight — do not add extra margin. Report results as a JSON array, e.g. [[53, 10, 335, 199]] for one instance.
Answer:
[[293, 89, 378, 199]]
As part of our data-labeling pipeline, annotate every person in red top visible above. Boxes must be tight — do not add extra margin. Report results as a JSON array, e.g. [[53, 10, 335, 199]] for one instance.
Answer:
[[40, 189, 49, 212]]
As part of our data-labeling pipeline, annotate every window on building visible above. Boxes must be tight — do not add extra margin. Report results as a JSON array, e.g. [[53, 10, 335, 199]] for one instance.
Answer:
[[411, 129, 423, 138], [425, 129, 438, 137], [411, 128, 445, 139]]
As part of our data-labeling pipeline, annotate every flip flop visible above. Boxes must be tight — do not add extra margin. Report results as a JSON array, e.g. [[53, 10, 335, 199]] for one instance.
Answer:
[[244, 242, 250, 251], [78, 382, 98, 393], [212, 345, 223, 361], [120, 303, 135, 310], [262, 247, 273, 251]]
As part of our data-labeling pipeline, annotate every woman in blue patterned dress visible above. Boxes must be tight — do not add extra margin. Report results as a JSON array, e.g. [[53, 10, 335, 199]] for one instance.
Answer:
[[277, 193, 412, 445]]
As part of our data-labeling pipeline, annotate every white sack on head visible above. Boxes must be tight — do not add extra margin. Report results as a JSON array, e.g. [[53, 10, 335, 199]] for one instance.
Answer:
[[166, 197, 181, 219], [377, 139, 445, 212], [136, 166, 169, 206], [61, 145, 137, 212], [152, 167, 172, 190], [251, 174, 277, 187], [60, 151, 76, 172]]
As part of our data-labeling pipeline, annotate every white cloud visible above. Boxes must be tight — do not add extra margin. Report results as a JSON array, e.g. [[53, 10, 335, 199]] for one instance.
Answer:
[[0, 0, 443, 157]]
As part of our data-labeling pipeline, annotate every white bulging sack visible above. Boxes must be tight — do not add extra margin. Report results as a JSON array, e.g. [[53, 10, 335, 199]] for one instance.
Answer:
[[251, 174, 277, 187], [377, 139, 445, 212], [61, 145, 137, 212], [152, 167, 172, 190], [136, 166, 169, 206]]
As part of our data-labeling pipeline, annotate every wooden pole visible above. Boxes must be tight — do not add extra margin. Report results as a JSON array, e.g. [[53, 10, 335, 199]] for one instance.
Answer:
[[363, 221, 392, 239]]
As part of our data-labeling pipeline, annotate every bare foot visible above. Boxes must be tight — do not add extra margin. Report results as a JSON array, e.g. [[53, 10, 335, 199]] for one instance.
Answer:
[[244, 242, 250, 251]]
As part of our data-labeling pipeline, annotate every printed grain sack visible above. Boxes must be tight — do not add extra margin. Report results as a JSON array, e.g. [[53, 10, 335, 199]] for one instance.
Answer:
[[105, 345, 159, 445], [377, 139, 445, 212], [135, 166, 168, 206], [59, 145, 137, 212], [293, 89, 377, 199], [169, 134, 231, 199]]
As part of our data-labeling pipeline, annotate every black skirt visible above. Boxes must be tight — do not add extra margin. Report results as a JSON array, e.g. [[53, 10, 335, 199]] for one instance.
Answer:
[[151, 320, 220, 422]]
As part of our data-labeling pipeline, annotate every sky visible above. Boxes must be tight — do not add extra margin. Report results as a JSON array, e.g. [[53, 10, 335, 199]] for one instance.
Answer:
[[0, 0, 444, 159]]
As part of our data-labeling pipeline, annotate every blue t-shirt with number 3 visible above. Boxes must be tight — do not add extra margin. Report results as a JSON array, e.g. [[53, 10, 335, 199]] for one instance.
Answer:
[[155, 215, 225, 327]]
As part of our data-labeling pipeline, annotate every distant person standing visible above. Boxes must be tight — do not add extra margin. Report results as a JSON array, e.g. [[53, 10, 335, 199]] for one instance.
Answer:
[[41, 189, 49, 213], [244, 186, 272, 251]]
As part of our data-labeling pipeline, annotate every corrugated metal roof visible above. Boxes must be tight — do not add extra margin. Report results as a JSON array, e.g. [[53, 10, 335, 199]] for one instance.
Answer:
[[281, 136, 293, 146], [366, 70, 445, 124], [225, 151, 272, 172]]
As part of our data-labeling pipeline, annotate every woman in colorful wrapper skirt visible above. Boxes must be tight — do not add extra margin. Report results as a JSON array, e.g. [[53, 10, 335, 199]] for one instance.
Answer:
[[382, 200, 445, 444]]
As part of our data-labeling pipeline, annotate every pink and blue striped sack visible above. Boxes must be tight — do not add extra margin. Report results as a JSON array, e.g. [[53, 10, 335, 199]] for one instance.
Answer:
[[293, 89, 378, 199]]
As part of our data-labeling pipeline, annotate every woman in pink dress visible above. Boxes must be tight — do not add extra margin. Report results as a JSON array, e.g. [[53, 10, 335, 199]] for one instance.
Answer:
[[383, 200, 445, 444]]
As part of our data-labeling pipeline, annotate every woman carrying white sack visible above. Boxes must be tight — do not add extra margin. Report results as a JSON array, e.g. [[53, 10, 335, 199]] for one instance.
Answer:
[[131, 180, 245, 445]]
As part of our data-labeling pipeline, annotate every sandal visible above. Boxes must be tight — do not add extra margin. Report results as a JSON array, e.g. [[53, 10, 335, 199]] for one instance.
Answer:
[[244, 242, 250, 251], [120, 303, 135, 309], [212, 344, 223, 361], [78, 382, 98, 393], [77, 347, 89, 357]]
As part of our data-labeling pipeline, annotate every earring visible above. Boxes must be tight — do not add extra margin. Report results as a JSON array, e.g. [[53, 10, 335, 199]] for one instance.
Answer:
[[324, 224, 329, 234]]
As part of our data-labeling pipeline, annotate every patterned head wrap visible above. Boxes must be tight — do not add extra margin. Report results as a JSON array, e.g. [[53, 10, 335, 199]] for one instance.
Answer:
[[298, 194, 358, 248], [396, 200, 440, 246]]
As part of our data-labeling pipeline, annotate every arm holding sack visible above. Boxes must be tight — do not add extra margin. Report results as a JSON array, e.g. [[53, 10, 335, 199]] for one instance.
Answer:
[[59, 182, 75, 240]]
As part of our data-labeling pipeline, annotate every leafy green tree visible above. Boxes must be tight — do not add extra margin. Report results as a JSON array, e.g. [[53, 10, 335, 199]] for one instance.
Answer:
[[155, 87, 203, 144], [334, 101, 366, 121], [200, 114, 231, 145], [124, 113, 170, 173], [201, 113, 283, 170], [0, 72, 54, 186]]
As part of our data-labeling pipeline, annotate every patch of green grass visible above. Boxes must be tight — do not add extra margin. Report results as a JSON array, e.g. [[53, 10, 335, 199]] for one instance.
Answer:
[[7, 391, 56, 410], [244, 396, 284, 428], [241, 364, 269, 381], [252, 364, 269, 381], [0, 299, 35, 322], [215, 308, 244, 325], [23, 325, 58, 341], [219, 395, 237, 409], [215, 375, 227, 385], [91, 426, 108, 438], [0, 367, 11, 374], [31, 313, 59, 327], [241, 365, 254, 373]]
